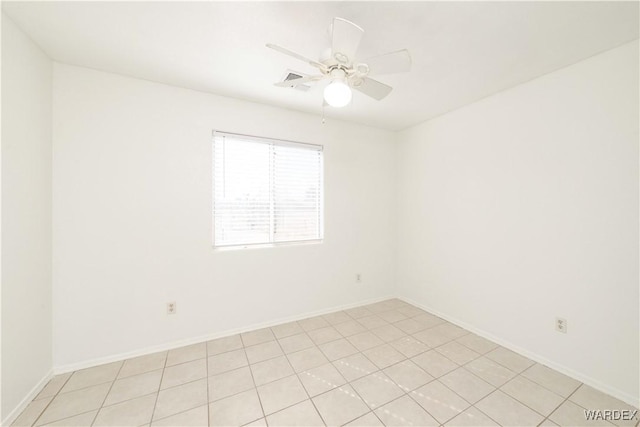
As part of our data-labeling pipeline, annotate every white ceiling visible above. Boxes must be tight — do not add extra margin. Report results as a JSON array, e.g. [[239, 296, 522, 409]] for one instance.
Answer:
[[3, 1, 638, 130]]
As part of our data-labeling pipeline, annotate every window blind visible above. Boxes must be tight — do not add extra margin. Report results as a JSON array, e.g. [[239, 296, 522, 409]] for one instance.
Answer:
[[213, 131, 323, 248]]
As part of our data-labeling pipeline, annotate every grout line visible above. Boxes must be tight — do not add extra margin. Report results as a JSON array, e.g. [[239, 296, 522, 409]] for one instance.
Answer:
[[29, 373, 74, 427], [148, 402, 209, 425], [244, 343, 267, 424], [90, 360, 125, 426], [148, 352, 169, 425], [274, 330, 327, 425]]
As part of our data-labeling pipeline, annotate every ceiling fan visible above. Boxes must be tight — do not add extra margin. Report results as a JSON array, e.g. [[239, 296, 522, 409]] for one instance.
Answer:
[[267, 17, 412, 108]]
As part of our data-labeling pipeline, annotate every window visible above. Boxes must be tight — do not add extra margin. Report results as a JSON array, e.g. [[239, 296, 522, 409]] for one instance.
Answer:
[[213, 131, 323, 248]]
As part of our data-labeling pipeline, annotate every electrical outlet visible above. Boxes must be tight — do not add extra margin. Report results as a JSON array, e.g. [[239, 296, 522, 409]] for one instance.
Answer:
[[167, 302, 176, 315], [356, 274, 362, 283], [555, 317, 567, 333]]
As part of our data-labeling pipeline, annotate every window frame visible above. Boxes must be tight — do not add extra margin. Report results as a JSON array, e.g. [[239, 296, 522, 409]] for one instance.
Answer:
[[212, 130, 324, 250]]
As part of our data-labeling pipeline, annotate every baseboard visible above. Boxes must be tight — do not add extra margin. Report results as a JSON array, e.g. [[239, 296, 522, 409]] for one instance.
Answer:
[[398, 295, 640, 408], [53, 295, 395, 375], [2, 369, 53, 427]]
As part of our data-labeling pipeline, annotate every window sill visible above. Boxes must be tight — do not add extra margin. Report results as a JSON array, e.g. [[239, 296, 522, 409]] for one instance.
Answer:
[[213, 239, 323, 252]]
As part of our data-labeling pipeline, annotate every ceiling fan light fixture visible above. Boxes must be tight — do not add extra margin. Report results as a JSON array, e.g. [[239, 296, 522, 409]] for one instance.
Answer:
[[324, 79, 352, 108]]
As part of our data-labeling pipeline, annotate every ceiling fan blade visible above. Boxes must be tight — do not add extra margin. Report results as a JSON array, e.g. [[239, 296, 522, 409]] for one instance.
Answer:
[[266, 43, 327, 71], [274, 75, 324, 87], [363, 49, 412, 76], [331, 17, 364, 65], [352, 77, 393, 101]]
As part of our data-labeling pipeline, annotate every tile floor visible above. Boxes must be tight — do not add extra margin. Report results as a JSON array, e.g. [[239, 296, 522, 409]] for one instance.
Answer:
[[12, 299, 639, 427]]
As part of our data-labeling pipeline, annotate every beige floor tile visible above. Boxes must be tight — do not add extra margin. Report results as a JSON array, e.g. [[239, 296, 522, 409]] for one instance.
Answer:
[[394, 318, 429, 335], [411, 350, 458, 378], [387, 300, 411, 309], [166, 343, 206, 367], [35, 373, 72, 400], [571, 384, 636, 411], [345, 412, 385, 426], [152, 405, 208, 426], [17, 301, 636, 427], [207, 335, 243, 356], [44, 410, 98, 426], [161, 359, 207, 390], [207, 349, 248, 376], [455, 334, 499, 354], [104, 369, 162, 406], [241, 328, 275, 347], [485, 347, 534, 373], [501, 376, 564, 416], [539, 419, 559, 426], [389, 336, 429, 358], [37, 383, 110, 425], [119, 352, 167, 379], [312, 385, 370, 426], [344, 306, 374, 319], [569, 385, 639, 426], [371, 325, 406, 342], [323, 311, 352, 325], [410, 380, 470, 424], [439, 367, 494, 404], [436, 341, 481, 365], [208, 389, 263, 426], [435, 323, 469, 340], [396, 305, 428, 317], [351, 372, 405, 409], [298, 363, 347, 397], [444, 407, 499, 426], [244, 417, 267, 426], [334, 320, 368, 337], [363, 344, 405, 369], [11, 396, 53, 427], [257, 375, 308, 415], [287, 347, 329, 373], [549, 400, 615, 426], [366, 301, 397, 313], [348, 331, 385, 352], [375, 395, 440, 426], [298, 316, 330, 332], [94, 394, 156, 426], [251, 355, 294, 386], [319, 338, 359, 361], [378, 310, 409, 324], [358, 315, 389, 330], [278, 333, 314, 354], [208, 366, 255, 402], [410, 311, 438, 320], [333, 353, 379, 382], [465, 356, 517, 387], [245, 341, 283, 364], [61, 362, 122, 393], [307, 326, 343, 345], [383, 360, 434, 392], [266, 400, 324, 426], [476, 390, 544, 426], [153, 378, 207, 420], [271, 322, 303, 339], [413, 313, 447, 329], [521, 363, 581, 397], [413, 327, 453, 348]]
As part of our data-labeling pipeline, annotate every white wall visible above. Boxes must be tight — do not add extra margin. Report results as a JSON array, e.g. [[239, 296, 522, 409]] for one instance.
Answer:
[[1, 14, 53, 421], [52, 64, 397, 369], [397, 40, 639, 404]]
